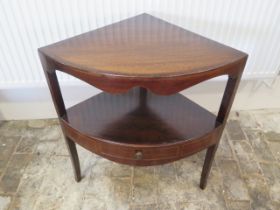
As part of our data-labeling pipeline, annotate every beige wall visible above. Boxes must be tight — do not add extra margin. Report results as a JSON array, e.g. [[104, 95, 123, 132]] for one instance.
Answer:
[[0, 77, 279, 120]]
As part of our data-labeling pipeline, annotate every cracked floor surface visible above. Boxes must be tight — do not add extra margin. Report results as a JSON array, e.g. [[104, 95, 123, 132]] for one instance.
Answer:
[[0, 109, 280, 210]]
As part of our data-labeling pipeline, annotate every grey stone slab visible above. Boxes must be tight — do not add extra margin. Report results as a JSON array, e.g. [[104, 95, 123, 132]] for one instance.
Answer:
[[0, 195, 11, 210], [0, 154, 32, 193], [244, 175, 271, 210], [20, 124, 61, 147], [175, 155, 201, 182], [157, 202, 177, 210], [27, 120, 46, 128], [10, 155, 50, 208], [84, 176, 114, 201], [10, 176, 43, 210], [264, 131, 280, 142], [156, 163, 177, 180], [108, 177, 131, 210], [0, 136, 21, 170], [33, 155, 89, 210], [269, 182, 280, 203], [129, 203, 158, 210], [231, 140, 262, 175], [267, 141, 280, 161], [35, 140, 57, 155], [32, 195, 64, 210], [156, 163, 187, 203], [260, 162, 280, 185], [194, 150, 207, 165], [38, 125, 62, 141], [200, 167, 227, 209], [58, 186, 88, 210], [226, 120, 246, 140], [253, 111, 280, 132], [175, 201, 205, 210], [175, 200, 226, 210], [176, 157, 226, 208], [0, 121, 28, 137], [15, 137, 37, 153], [77, 146, 97, 175], [245, 129, 276, 162], [217, 159, 250, 200], [81, 196, 107, 210], [22, 153, 51, 177], [0, 121, 25, 128], [89, 158, 114, 178], [32, 129, 69, 156], [85, 158, 116, 199], [0, 168, 23, 193], [109, 163, 132, 178], [8, 154, 32, 170], [44, 118, 60, 126], [260, 162, 280, 202], [160, 163, 225, 207], [216, 134, 234, 160], [175, 155, 211, 202], [265, 201, 280, 210], [226, 200, 251, 210], [132, 167, 157, 205], [51, 138, 68, 156], [57, 165, 93, 210], [0, 136, 21, 150], [229, 111, 260, 129]]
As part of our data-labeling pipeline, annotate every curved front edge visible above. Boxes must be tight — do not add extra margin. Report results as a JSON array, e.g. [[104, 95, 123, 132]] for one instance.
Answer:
[[60, 119, 223, 166], [53, 57, 247, 95]]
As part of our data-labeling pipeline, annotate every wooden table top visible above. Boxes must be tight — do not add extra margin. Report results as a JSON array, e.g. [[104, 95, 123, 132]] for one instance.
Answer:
[[39, 13, 247, 78]]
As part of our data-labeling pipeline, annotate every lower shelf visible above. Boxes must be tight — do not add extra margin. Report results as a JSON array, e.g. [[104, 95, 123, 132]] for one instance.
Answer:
[[61, 88, 222, 165]]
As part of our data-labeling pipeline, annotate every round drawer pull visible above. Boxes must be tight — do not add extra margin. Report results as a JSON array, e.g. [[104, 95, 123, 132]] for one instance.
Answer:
[[134, 151, 143, 160]]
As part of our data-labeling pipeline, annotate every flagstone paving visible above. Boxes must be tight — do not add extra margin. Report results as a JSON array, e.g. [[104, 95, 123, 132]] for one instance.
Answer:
[[0, 110, 280, 210]]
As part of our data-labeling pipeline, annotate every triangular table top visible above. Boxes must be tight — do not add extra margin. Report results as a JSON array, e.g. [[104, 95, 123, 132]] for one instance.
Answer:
[[39, 13, 247, 78]]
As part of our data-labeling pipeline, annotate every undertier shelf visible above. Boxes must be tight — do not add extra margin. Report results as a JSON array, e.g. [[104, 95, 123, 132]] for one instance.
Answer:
[[62, 88, 221, 146]]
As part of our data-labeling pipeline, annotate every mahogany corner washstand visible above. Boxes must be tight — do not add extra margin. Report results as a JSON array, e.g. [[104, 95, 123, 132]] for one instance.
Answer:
[[38, 14, 247, 189]]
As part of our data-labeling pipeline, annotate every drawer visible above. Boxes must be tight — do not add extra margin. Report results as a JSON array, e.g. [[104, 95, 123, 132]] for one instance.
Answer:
[[100, 143, 179, 161]]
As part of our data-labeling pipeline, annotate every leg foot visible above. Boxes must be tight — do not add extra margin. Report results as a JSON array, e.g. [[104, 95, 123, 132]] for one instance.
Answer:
[[65, 137, 82, 182], [200, 144, 218, 189]]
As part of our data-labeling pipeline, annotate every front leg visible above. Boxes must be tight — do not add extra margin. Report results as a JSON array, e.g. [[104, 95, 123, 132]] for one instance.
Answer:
[[65, 137, 81, 182], [39, 52, 82, 182], [200, 72, 243, 189]]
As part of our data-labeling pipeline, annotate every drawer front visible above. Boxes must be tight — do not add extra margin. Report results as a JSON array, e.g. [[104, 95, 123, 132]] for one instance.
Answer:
[[100, 143, 179, 161]]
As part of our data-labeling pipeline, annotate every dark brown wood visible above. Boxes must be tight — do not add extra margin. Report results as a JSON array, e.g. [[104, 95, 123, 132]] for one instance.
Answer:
[[61, 120, 220, 166], [39, 52, 82, 182], [38, 13, 248, 189], [59, 88, 222, 166], [65, 137, 81, 182], [200, 68, 245, 189], [38, 13, 247, 95], [62, 88, 220, 145]]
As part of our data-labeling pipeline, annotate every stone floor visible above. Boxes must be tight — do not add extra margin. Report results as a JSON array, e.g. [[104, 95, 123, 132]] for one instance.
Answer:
[[0, 110, 280, 210]]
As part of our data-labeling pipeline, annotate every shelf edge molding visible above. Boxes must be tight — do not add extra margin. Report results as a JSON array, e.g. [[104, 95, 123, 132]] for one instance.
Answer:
[[61, 119, 223, 166], [49, 56, 247, 95]]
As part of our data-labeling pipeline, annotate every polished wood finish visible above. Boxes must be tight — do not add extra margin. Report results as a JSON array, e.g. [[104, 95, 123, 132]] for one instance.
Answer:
[[62, 88, 220, 145], [39, 13, 247, 95], [38, 13, 248, 189], [59, 88, 222, 166]]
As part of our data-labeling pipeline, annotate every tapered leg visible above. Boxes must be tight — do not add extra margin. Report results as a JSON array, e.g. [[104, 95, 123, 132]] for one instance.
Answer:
[[39, 53, 82, 182], [65, 137, 81, 182], [199, 72, 244, 189], [200, 144, 218, 189]]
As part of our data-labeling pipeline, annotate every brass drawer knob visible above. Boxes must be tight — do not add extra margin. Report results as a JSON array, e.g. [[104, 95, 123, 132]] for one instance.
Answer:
[[134, 151, 143, 160]]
